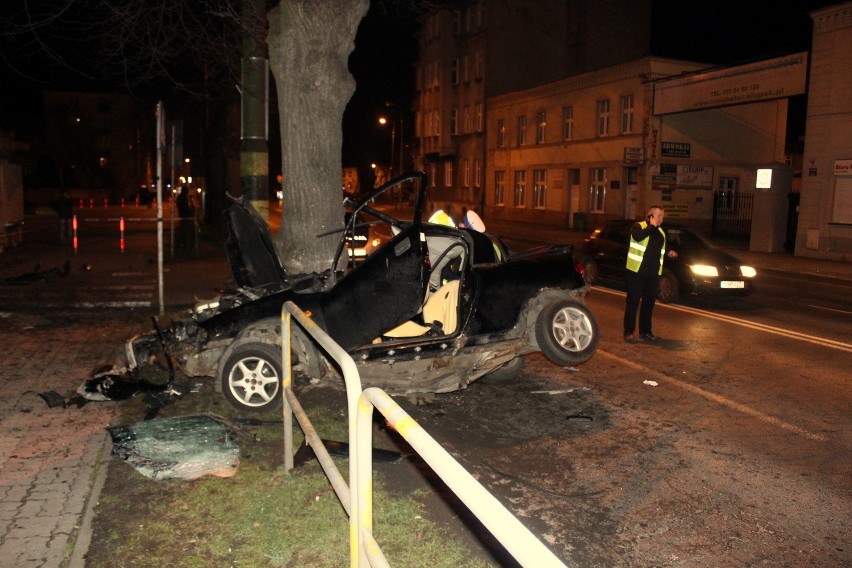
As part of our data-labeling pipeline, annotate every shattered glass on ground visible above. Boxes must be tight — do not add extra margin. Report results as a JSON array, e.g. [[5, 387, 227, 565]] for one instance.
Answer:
[[107, 414, 240, 480]]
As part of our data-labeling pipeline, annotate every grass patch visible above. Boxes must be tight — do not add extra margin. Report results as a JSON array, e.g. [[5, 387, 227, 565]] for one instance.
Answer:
[[85, 374, 496, 567]]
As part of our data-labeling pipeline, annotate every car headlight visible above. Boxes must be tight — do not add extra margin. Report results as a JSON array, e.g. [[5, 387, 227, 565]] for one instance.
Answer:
[[740, 265, 757, 278], [370, 238, 382, 248], [689, 264, 718, 277]]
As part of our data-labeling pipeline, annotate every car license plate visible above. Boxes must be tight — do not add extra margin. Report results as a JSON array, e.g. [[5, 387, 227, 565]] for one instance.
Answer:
[[720, 281, 744, 289]]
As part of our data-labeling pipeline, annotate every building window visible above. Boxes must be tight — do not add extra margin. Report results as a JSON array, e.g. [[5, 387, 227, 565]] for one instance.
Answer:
[[430, 164, 437, 187], [596, 99, 610, 137], [590, 168, 606, 212], [453, 10, 461, 35], [450, 107, 458, 135], [414, 110, 422, 137], [474, 159, 482, 187], [536, 111, 546, 144], [433, 110, 440, 136], [620, 94, 634, 134], [463, 106, 471, 134], [494, 171, 505, 205], [476, 103, 483, 132], [562, 106, 574, 141], [475, 50, 484, 79], [517, 115, 527, 146], [463, 55, 470, 83], [451, 58, 459, 85], [463, 159, 471, 187], [496, 118, 505, 148], [514, 170, 526, 207], [533, 169, 546, 208], [444, 162, 454, 188]]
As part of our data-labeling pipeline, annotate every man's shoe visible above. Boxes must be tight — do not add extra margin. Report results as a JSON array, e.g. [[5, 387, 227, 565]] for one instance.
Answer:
[[640, 333, 660, 342], [624, 333, 636, 342]]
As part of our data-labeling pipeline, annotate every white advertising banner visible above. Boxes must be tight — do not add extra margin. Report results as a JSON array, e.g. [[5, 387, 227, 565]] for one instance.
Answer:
[[653, 52, 808, 115]]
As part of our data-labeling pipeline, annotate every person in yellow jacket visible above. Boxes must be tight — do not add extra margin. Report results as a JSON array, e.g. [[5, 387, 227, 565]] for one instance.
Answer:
[[624, 206, 678, 342]]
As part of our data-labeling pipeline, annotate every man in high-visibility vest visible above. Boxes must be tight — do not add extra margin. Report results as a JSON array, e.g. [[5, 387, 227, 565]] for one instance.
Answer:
[[624, 205, 678, 342]]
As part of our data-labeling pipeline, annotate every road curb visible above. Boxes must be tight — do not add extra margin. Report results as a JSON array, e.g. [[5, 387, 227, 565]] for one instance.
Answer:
[[68, 431, 113, 568]]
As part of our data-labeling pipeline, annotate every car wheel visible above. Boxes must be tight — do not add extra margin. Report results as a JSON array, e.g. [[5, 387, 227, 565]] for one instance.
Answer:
[[535, 300, 599, 366], [657, 270, 679, 303], [221, 343, 283, 413], [581, 257, 598, 285], [482, 355, 525, 383]]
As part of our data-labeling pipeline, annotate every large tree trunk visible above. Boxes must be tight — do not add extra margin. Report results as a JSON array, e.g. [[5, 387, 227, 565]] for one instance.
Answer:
[[267, 0, 369, 277]]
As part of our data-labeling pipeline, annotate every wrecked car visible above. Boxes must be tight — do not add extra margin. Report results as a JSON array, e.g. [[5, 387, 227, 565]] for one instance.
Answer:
[[118, 172, 599, 412]]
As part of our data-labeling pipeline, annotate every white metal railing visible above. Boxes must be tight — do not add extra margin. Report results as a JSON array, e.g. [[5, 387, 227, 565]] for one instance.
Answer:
[[280, 300, 570, 568]]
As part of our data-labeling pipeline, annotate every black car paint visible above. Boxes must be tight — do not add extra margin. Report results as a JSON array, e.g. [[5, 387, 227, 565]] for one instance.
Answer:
[[579, 220, 755, 299], [119, 172, 598, 410]]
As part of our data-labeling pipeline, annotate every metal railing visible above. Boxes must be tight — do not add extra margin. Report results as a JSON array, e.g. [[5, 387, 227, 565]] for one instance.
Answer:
[[280, 300, 570, 568]]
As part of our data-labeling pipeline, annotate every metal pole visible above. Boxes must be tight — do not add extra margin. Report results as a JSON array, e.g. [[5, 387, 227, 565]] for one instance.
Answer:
[[156, 102, 165, 315]]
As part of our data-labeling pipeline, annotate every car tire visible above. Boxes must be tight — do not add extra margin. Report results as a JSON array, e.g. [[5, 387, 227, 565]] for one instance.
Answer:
[[581, 257, 598, 285], [657, 270, 679, 303], [221, 343, 283, 413], [482, 355, 525, 383], [535, 300, 599, 366]]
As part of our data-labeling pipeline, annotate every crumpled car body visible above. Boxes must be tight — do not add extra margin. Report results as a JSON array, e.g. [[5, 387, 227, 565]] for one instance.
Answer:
[[121, 172, 600, 412]]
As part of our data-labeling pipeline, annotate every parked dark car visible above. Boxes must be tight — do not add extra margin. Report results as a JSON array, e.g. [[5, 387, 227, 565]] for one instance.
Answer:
[[578, 220, 756, 303], [115, 173, 599, 412]]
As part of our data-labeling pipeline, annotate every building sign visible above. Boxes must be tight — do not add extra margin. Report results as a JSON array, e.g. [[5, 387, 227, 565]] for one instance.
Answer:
[[834, 159, 852, 176], [678, 165, 713, 189], [661, 142, 691, 158], [653, 52, 808, 115], [624, 147, 645, 164], [650, 163, 677, 190]]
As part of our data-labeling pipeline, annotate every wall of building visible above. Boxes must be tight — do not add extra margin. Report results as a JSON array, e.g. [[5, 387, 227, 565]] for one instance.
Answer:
[[796, 2, 852, 260], [484, 57, 789, 233]]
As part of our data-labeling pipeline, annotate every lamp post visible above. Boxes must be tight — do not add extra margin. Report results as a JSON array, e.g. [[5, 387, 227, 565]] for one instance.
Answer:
[[378, 116, 395, 179]]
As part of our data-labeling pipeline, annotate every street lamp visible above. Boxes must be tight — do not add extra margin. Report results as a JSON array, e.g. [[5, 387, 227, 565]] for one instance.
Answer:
[[378, 115, 395, 179]]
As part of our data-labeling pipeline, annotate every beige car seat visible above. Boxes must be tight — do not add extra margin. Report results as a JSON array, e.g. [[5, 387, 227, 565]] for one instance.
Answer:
[[382, 279, 460, 338]]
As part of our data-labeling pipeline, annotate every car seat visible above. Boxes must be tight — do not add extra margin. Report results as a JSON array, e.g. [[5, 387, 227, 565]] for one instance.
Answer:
[[382, 279, 460, 338]]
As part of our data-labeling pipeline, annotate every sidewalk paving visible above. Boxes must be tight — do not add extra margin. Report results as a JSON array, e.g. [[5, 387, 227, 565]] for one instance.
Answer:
[[0, 213, 231, 568]]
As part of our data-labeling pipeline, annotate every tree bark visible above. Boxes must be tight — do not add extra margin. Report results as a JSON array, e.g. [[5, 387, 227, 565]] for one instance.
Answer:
[[267, 0, 369, 277]]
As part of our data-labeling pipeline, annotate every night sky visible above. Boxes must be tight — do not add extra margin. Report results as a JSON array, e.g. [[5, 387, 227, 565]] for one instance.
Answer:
[[0, 0, 839, 163]]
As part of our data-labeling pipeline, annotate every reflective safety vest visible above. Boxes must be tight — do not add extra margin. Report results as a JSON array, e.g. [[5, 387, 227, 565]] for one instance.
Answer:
[[626, 221, 666, 275]]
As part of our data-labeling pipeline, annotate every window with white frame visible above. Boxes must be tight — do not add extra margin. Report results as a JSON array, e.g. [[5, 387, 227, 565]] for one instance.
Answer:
[[596, 99, 610, 137], [444, 162, 454, 188], [562, 106, 574, 141], [450, 107, 458, 135], [517, 115, 527, 146], [536, 111, 546, 144], [496, 118, 505, 148], [514, 170, 526, 207], [451, 58, 459, 85], [463, 159, 470, 187], [463, 106, 471, 134], [620, 94, 634, 134], [474, 159, 482, 187], [476, 103, 483, 132], [533, 169, 546, 208], [494, 170, 505, 205], [590, 168, 606, 212]]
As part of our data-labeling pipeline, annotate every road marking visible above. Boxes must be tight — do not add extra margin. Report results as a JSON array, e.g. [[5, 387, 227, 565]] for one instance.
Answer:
[[807, 304, 852, 316], [598, 350, 829, 443], [591, 287, 852, 353]]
